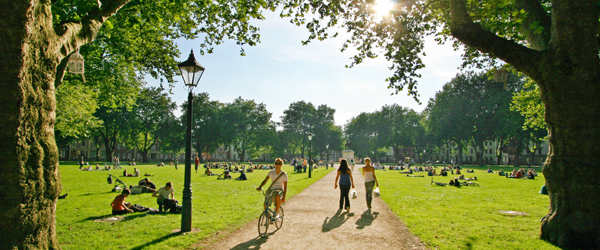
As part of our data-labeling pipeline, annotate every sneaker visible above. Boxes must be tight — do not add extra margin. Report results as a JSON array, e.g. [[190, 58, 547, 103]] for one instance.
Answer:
[[274, 214, 281, 221]]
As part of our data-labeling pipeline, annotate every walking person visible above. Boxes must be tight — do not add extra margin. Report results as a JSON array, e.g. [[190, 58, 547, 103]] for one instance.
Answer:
[[361, 157, 379, 209], [334, 159, 354, 213], [195, 156, 200, 173]]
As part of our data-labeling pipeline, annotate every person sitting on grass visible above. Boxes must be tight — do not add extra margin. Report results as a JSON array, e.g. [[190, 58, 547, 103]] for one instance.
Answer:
[[219, 169, 232, 180], [527, 170, 535, 179], [499, 169, 505, 176], [487, 167, 493, 173], [515, 169, 524, 178], [205, 167, 216, 176], [111, 188, 134, 215], [153, 182, 176, 212], [456, 169, 461, 175], [235, 170, 247, 180], [134, 168, 140, 177]]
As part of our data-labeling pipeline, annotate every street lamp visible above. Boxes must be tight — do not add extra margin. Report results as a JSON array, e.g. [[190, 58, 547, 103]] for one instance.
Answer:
[[326, 144, 329, 170], [308, 133, 313, 178], [178, 49, 205, 233]]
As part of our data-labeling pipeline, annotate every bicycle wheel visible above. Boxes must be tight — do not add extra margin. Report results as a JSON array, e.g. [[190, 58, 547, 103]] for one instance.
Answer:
[[258, 212, 269, 237], [274, 207, 284, 229]]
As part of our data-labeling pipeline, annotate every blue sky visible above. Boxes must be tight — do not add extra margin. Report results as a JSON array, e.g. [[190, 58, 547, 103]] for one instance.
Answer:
[[146, 10, 464, 128]]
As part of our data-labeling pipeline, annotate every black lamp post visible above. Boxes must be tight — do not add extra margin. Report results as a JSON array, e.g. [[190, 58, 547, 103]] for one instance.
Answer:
[[308, 133, 313, 178], [325, 144, 329, 170], [178, 50, 205, 232]]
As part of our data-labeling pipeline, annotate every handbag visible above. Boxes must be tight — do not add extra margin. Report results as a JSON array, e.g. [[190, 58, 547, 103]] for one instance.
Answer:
[[351, 189, 357, 199], [374, 187, 380, 197]]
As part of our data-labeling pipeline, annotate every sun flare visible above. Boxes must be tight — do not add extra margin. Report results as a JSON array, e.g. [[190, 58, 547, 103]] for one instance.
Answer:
[[373, 0, 395, 18]]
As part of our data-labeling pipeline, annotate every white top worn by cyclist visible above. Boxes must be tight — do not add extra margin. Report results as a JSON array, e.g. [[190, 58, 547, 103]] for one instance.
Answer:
[[257, 158, 288, 218], [267, 169, 288, 190]]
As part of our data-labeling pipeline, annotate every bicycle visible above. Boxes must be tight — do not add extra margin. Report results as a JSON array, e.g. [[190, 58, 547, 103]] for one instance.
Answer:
[[258, 189, 284, 237]]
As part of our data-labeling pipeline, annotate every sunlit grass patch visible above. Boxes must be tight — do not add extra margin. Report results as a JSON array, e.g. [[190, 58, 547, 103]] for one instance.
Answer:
[[377, 165, 558, 250], [56, 162, 333, 250]]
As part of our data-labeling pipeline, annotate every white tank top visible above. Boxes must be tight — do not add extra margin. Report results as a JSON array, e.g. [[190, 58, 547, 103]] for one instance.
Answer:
[[364, 171, 375, 182]]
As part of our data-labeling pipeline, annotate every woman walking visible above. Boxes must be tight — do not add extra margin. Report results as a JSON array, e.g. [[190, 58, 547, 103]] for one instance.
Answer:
[[361, 158, 379, 209], [334, 159, 354, 213]]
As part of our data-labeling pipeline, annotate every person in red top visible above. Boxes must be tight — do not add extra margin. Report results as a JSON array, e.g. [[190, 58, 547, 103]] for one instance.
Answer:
[[111, 189, 134, 215], [195, 156, 200, 173]]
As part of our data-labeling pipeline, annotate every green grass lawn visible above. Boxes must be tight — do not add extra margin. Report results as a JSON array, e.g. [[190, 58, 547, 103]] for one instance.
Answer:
[[56, 162, 333, 250], [377, 165, 559, 250]]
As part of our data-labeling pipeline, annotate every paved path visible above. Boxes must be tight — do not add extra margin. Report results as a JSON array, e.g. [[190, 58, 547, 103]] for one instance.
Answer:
[[203, 166, 426, 250]]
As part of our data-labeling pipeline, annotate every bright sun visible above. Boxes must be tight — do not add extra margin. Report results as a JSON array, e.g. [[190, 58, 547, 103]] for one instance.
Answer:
[[373, 0, 395, 18]]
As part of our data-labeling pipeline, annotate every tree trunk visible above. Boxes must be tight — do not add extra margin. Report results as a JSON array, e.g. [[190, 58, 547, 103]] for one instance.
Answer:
[[0, 3, 62, 249], [539, 56, 600, 250], [456, 140, 463, 165], [142, 150, 149, 163]]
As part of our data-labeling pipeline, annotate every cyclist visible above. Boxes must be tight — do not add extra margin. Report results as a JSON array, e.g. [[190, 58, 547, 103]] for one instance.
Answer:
[[256, 158, 288, 220]]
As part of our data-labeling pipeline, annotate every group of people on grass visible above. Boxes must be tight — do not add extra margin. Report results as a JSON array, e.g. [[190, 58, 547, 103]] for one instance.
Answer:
[[492, 167, 538, 179], [111, 179, 177, 215]]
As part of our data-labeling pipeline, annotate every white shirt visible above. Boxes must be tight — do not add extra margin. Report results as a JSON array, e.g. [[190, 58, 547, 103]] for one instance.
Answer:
[[156, 186, 174, 199], [267, 169, 288, 190]]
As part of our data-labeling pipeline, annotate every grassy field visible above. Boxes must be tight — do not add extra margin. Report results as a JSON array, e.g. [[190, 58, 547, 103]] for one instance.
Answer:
[[377, 165, 559, 250], [56, 162, 333, 250]]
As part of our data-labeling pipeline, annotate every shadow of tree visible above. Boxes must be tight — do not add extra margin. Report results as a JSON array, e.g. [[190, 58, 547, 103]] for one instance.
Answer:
[[229, 236, 269, 250], [355, 210, 379, 229], [130, 231, 182, 250], [322, 210, 350, 232]]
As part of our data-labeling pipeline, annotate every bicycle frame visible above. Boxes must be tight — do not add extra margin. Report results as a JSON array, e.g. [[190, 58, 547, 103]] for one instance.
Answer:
[[258, 189, 284, 237]]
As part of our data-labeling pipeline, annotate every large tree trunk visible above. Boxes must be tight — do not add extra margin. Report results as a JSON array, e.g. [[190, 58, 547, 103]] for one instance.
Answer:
[[539, 47, 600, 249], [0, 2, 62, 249], [0, 0, 131, 248]]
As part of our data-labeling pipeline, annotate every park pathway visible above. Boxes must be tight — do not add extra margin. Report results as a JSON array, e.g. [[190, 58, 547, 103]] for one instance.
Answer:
[[202, 165, 427, 250]]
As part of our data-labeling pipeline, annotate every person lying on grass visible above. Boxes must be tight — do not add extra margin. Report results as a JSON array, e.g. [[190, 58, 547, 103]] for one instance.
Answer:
[[111, 188, 134, 215]]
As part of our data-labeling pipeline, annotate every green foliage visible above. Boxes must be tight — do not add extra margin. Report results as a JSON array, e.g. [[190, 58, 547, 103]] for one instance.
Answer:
[[222, 97, 275, 162], [56, 162, 334, 249], [122, 87, 178, 162], [280, 101, 338, 158], [425, 70, 529, 165], [181, 92, 227, 155], [378, 166, 558, 250], [511, 78, 546, 130], [344, 104, 424, 161], [55, 81, 102, 139]]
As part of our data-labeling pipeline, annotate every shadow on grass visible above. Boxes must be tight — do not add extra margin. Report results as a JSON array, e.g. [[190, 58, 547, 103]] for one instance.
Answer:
[[79, 191, 113, 196], [130, 231, 182, 250], [79, 213, 147, 222], [322, 210, 351, 232], [462, 236, 477, 250], [355, 210, 379, 229]]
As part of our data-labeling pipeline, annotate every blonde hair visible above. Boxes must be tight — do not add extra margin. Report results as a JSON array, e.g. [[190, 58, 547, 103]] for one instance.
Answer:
[[274, 158, 284, 165], [364, 158, 371, 165]]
